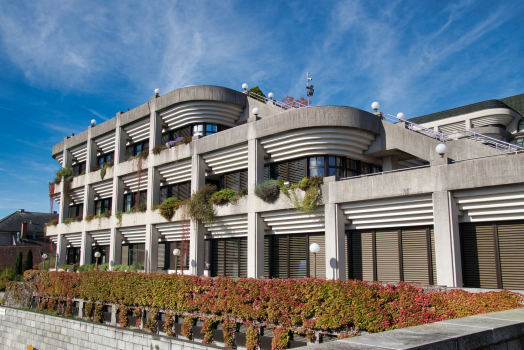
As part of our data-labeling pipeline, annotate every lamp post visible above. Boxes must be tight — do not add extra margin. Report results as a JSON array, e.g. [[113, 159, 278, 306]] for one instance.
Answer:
[[42, 254, 48, 270], [94, 251, 101, 270], [309, 243, 320, 278], [173, 248, 181, 274], [436, 143, 448, 158]]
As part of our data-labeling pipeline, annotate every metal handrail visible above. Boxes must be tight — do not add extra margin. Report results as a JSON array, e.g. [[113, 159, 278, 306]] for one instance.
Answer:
[[444, 129, 524, 152], [245, 91, 309, 112], [382, 114, 449, 141]]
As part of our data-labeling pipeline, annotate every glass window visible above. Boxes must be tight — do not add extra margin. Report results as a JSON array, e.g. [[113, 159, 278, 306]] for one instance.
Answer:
[[309, 156, 325, 177], [310, 167, 325, 177], [159, 187, 168, 204], [309, 156, 324, 167], [124, 194, 132, 212], [193, 125, 204, 137], [346, 159, 358, 177], [95, 201, 102, 216], [206, 124, 217, 136], [135, 143, 142, 154], [519, 119, 524, 133]]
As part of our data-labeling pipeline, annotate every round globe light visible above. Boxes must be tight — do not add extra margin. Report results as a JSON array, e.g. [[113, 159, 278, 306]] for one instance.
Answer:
[[91, 119, 96, 126], [242, 83, 248, 91], [154, 88, 161, 95], [371, 101, 380, 111], [268, 92, 274, 100], [252, 107, 260, 116], [173, 248, 181, 256], [436, 143, 448, 155], [42, 254, 48, 260], [309, 243, 320, 254], [94, 252, 101, 258], [397, 112, 405, 120]]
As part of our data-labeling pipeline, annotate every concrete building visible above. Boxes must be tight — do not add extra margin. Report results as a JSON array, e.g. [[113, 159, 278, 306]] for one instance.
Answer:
[[46, 85, 524, 289]]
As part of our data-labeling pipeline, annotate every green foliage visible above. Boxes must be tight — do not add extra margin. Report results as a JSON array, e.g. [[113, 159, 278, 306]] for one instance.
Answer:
[[152, 145, 167, 155], [115, 211, 123, 226], [0, 276, 8, 291], [95, 210, 112, 219], [99, 263, 109, 271], [133, 307, 143, 328], [118, 305, 129, 328], [163, 311, 175, 337], [99, 160, 113, 180], [63, 218, 75, 225], [254, 180, 280, 201], [45, 219, 59, 227], [54, 167, 73, 184], [248, 86, 266, 102], [222, 319, 236, 349], [77, 264, 94, 272], [128, 202, 147, 214], [285, 176, 323, 215], [186, 184, 217, 223], [85, 301, 94, 321], [272, 327, 289, 350], [84, 215, 95, 222], [210, 189, 237, 205], [64, 299, 73, 316], [201, 318, 217, 344], [145, 308, 159, 333], [94, 302, 103, 323], [152, 197, 182, 221], [15, 251, 23, 275], [246, 326, 259, 350], [181, 316, 195, 340], [23, 249, 33, 272]]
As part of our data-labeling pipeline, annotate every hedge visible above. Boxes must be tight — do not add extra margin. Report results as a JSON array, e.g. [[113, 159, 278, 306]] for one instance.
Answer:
[[14, 271, 524, 334]]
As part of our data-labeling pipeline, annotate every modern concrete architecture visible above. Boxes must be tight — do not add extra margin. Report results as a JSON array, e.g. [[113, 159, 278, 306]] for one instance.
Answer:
[[46, 85, 524, 289]]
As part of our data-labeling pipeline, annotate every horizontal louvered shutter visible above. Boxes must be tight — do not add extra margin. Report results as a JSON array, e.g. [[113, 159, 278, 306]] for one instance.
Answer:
[[270, 163, 287, 181], [211, 239, 225, 277], [158, 242, 166, 270], [375, 230, 400, 283], [240, 170, 248, 190], [401, 228, 429, 284], [225, 239, 239, 276], [289, 234, 307, 278], [345, 232, 349, 279], [461, 223, 498, 288], [239, 238, 248, 278], [430, 228, 436, 285], [309, 234, 326, 278], [498, 221, 524, 289], [350, 231, 373, 281], [288, 158, 306, 184], [264, 236, 270, 278], [178, 182, 191, 201], [225, 172, 240, 191], [263, 166, 270, 181]]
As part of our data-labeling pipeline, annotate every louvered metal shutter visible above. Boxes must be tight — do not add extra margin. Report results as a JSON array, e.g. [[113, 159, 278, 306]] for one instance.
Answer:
[[239, 238, 248, 278], [401, 228, 429, 284], [210, 238, 247, 277], [461, 223, 498, 288], [240, 170, 248, 190], [158, 242, 166, 270], [121, 245, 129, 266], [178, 182, 191, 201], [225, 239, 239, 276], [345, 232, 348, 279], [271, 235, 288, 278], [288, 159, 306, 184], [375, 230, 400, 283], [498, 221, 524, 289], [264, 236, 270, 278], [270, 163, 286, 181], [225, 172, 240, 191], [350, 231, 374, 281], [430, 228, 436, 285], [309, 234, 326, 278], [289, 234, 308, 278], [211, 239, 226, 277], [263, 166, 270, 181], [169, 241, 189, 270]]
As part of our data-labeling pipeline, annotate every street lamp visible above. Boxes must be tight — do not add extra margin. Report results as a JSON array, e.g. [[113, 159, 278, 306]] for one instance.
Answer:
[[309, 243, 320, 278], [42, 254, 48, 270], [252, 107, 260, 117], [94, 251, 101, 270], [436, 143, 448, 158], [173, 248, 181, 274]]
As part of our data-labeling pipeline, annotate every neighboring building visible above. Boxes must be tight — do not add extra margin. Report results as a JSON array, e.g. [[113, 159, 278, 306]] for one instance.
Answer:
[[46, 85, 524, 290], [0, 209, 57, 269]]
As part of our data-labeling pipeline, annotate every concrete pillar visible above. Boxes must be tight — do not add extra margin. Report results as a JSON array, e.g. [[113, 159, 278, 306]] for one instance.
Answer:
[[114, 113, 126, 164], [189, 221, 206, 276], [247, 138, 266, 192], [86, 127, 98, 173], [83, 185, 95, 217], [112, 178, 125, 214], [465, 119, 472, 130], [324, 203, 346, 280], [148, 168, 160, 209], [191, 154, 206, 192], [247, 212, 265, 278], [108, 228, 123, 271], [63, 148, 73, 169], [382, 155, 399, 172], [432, 190, 463, 287], [145, 224, 160, 273], [58, 179, 70, 224], [149, 98, 162, 148], [57, 234, 68, 267], [80, 232, 93, 266]]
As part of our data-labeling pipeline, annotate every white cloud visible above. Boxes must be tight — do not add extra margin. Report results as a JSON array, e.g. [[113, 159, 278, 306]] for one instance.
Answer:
[[88, 109, 109, 121]]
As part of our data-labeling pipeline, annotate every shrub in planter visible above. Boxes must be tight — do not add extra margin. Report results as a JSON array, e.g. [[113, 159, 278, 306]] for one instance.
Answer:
[[181, 316, 196, 340], [128, 202, 147, 213], [94, 302, 104, 323], [45, 219, 59, 227], [186, 184, 217, 223], [152, 197, 182, 221], [84, 215, 95, 222], [246, 325, 259, 350], [201, 318, 217, 344], [96, 210, 111, 219], [85, 301, 94, 321], [133, 308, 143, 329], [163, 311, 175, 337], [118, 305, 129, 328], [99, 263, 109, 271], [115, 211, 123, 226], [254, 180, 280, 201], [152, 145, 168, 155], [145, 308, 159, 333], [222, 319, 236, 349], [271, 327, 289, 350], [210, 189, 237, 205]]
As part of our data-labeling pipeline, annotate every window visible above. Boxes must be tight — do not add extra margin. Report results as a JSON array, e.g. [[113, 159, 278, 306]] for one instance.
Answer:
[[159, 181, 191, 203], [125, 140, 149, 159], [309, 157, 325, 177], [161, 126, 192, 144], [158, 241, 190, 270], [95, 198, 112, 216], [91, 245, 108, 265], [205, 237, 247, 277], [519, 119, 524, 133], [121, 243, 145, 268], [346, 159, 359, 177], [124, 192, 147, 211], [97, 152, 114, 167], [267, 158, 307, 183], [221, 170, 248, 192], [360, 162, 382, 175], [66, 247, 81, 265], [72, 162, 86, 176], [328, 156, 344, 177], [68, 204, 83, 219]]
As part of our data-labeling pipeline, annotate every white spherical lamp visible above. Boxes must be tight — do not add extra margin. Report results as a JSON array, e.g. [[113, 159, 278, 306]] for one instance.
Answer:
[[154, 88, 161, 96], [309, 243, 320, 254], [435, 143, 448, 157], [268, 92, 274, 100], [91, 119, 96, 126], [173, 248, 181, 256], [252, 107, 260, 116], [94, 252, 101, 258], [397, 112, 405, 120], [371, 101, 380, 112], [42, 254, 48, 260], [242, 83, 248, 91]]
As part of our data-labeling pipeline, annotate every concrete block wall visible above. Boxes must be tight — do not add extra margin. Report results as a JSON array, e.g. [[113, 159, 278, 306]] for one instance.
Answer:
[[0, 306, 220, 350]]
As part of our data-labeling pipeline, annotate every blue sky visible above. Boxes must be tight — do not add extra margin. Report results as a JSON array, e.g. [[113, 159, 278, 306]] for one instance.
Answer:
[[0, 0, 523, 219]]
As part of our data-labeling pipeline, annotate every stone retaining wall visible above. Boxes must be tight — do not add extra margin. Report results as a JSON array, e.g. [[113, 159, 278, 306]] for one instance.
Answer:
[[0, 306, 220, 350]]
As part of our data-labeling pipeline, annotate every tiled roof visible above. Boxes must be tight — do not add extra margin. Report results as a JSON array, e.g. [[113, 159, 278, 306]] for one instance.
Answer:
[[410, 99, 520, 124], [0, 210, 58, 234], [500, 93, 524, 117], [0, 237, 56, 270]]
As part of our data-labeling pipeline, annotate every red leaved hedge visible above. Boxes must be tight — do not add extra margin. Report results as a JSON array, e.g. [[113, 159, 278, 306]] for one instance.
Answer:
[[21, 270, 523, 333]]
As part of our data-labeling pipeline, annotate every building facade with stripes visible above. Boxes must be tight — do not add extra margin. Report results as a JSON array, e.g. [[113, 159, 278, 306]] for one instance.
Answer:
[[46, 85, 524, 289]]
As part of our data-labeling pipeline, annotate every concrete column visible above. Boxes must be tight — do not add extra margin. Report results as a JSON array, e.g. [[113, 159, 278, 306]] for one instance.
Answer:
[[86, 128, 98, 173], [80, 232, 93, 266], [148, 168, 160, 209], [433, 190, 463, 287], [112, 178, 125, 214], [145, 224, 160, 273], [149, 97, 162, 148], [191, 154, 206, 192], [57, 234, 68, 267], [108, 228, 123, 271], [114, 113, 126, 165], [247, 138, 266, 192], [324, 203, 346, 280], [83, 185, 95, 217], [382, 155, 399, 171], [58, 179, 70, 224], [465, 119, 472, 130], [63, 148, 73, 169], [247, 212, 265, 278], [189, 153, 206, 276]]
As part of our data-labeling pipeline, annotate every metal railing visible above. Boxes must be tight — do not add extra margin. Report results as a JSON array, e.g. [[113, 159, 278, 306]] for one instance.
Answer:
[[383, 113, 449, 141], [245, 91, 309, 113]]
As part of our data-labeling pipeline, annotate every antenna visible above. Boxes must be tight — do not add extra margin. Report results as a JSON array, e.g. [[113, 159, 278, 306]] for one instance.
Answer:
[[306, 72, 314, 106]]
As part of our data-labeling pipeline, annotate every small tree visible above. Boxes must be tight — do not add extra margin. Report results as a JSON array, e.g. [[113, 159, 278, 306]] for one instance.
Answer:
[[248, 86, 266, 102], [23, 249, 33, 272], [15, 251, 23, 275]]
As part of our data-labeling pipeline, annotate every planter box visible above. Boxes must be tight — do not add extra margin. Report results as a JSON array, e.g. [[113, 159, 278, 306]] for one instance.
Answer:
[[320, 334, 337, 343], [213, 329, 224, 342], [259, 336, 273, 350], [102, 305, 112, 323], [192, 326, 204, 340], [234, 332, 246, 347]]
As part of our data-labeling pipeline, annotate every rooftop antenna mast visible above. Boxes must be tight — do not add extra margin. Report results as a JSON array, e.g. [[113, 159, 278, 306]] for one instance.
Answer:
[[306, 72, 314, 106]]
